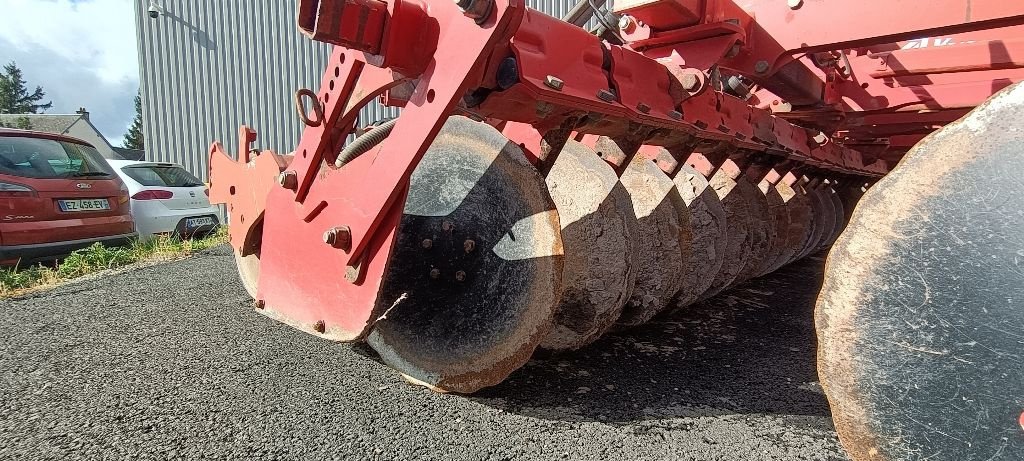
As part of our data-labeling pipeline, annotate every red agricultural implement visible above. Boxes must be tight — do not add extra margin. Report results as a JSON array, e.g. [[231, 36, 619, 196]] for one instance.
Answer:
[[208, 1, 1024, 458]]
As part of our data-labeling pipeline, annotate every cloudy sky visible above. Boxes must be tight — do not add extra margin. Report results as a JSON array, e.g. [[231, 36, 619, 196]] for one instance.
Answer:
[[0, 0, 138, 146]]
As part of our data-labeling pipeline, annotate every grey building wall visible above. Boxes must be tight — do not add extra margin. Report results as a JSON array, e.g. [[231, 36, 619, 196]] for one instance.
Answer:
[[135, 0, 608, 180]]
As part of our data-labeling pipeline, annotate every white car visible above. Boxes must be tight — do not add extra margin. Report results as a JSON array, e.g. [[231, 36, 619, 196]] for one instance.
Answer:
[[107, 160, 220, 241]]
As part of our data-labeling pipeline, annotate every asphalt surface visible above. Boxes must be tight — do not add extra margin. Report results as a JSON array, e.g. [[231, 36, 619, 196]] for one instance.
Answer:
[[0, 245, 848, 460]]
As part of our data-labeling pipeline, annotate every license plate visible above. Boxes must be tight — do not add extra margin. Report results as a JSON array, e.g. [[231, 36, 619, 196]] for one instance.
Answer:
[[186, 216, 215, 228], [59, 199, 110, 212]]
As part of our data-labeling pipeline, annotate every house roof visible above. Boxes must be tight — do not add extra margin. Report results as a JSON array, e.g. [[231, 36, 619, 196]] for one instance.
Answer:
[[0, 113, 82, 134]]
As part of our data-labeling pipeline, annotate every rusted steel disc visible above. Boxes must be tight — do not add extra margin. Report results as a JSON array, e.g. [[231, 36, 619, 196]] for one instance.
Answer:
[[763, 180, 814, 274], [698, 170, 751, 301], [234, 251, 261, 299], [671, 164, 728, 308], [820, 186, 846, 250], [731, 177, 776, 287], [367, 116, 562, 393], [540, 141, 638, 351], [751, 181, 791, 279], [810, 186, 838, 255], [817, 83, 1024, 460], [615, 155, 687, 327], [797, 185, 832, 259]]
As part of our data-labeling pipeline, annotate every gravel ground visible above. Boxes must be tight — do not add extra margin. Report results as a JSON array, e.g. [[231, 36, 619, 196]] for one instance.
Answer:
[[0, 245, 848, 460]]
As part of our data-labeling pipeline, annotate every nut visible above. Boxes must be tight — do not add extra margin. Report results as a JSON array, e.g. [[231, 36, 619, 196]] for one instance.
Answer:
[[464, 240, 476, 253], [430, 268, 441, 279], [421, 239, 433, 249], [277, 171, 298, 190], [596, 89, 617, 102], [544, 75, 564, 91], [323, 226, 352, 251], [455, 270, 467, 282], [754, 60, 771, 75]]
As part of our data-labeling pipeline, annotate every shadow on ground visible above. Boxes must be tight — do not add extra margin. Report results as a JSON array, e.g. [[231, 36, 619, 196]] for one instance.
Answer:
[[462, 255, 834, 423]]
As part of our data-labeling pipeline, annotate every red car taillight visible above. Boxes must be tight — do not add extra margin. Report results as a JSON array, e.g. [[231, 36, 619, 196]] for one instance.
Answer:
[[131, 189, 174, 200], [0, 181, 36, 198]]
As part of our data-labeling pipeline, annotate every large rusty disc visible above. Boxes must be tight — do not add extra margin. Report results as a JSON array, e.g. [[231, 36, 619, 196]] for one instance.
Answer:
[[698, 169, 752, 300], [752, 181, 792, 279], [615, 155, 687, 327], [817, 83, 1024, 460], [540, 141, 638, 351], [763, 180, 814, 274], [733, 178, 776, 286], [672, 164, 728, 307], [233, 251, 261, 299], [366, 116, 562, 393], [797, 185, 832, 259], [819, 185, 846, 250]]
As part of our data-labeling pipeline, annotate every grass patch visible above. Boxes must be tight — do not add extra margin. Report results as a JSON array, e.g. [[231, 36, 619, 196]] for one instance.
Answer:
[[0, 227, 229, 297]]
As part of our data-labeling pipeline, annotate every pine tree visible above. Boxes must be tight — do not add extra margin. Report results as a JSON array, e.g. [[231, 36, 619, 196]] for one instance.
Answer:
[[0, 61, 52, 114], [123, 91, 144, 150]]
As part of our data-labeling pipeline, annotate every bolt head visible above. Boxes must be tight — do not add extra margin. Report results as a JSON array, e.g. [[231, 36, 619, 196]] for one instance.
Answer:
[[544, 75, 564, 91], [455, 270, 467, 282], [421, 239, 433, 249], [596, 89, 617, 102], [313, 320, 326, 333], [277, 171, 298, 190], [254, 299, 265, 310], [464, 239, 476, 253], [323, 226, 352, 251], [754, 60, 771, 74], [442, 220, 454, 232], [680, 73, 701, 91], [617, 15, 637, 34], [668, 110, 683, 121], [430, 268, 441, 279], [788, 0, 803, 9], [636, 102, 651, 114], [457, 0, 493, 23]]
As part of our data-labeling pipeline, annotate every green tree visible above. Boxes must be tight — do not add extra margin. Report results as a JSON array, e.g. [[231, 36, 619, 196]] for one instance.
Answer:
[[123, 91, 144, 150], [0, 61, 52, 114]]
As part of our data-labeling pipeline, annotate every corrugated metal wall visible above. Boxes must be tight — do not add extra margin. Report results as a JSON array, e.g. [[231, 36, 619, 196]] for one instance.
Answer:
[[135, 0, 610, 180]]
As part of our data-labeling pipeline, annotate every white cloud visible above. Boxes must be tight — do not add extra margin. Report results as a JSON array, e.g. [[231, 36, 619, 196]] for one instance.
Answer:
[[0, 0, 138, 85]]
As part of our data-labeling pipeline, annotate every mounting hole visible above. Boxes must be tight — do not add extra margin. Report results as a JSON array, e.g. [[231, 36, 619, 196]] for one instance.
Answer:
[[302, 149, 307, 158], [229, 186, 236, 195], [329, 80, 335, 90], [324, 93, 330, 103], [334, 66, 340, 77], [240, 214, 245, 224], [426, 89, 436, 103], [339, 55, 346, 65], [861, 82, 869, 89]]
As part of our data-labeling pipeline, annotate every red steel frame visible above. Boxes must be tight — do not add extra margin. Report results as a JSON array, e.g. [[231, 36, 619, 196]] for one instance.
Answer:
[[207, 0, 1024, 339]]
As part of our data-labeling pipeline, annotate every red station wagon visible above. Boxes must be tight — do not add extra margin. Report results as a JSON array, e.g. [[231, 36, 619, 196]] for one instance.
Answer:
[[0, 129, 136, 266]]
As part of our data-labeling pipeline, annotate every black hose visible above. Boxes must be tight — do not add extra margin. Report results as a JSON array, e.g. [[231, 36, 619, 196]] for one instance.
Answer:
[[335, 118, 398, 168]]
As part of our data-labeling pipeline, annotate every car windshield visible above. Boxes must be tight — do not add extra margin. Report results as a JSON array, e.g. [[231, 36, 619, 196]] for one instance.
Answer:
[[0, 136, 114, 179], [121, 164, 204, 187]]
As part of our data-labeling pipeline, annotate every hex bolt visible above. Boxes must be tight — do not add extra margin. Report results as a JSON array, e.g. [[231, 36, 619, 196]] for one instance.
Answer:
[[617, 15, 636, 34], [429, 268, 441, 279], [464, 239, 476, 253], [455, 0, 493, 24], [636, 102, 651, 114], [323, 226, 352, 251], [680, 73, 701, 91], [754, 60, 771, 75], [442, 220, 454, 232], [668, 110, 683, 120], [278, 170, 298, 190], [421, 238, 433, 249], [596, 89, 617, 102], [788, 0, 804, 9], [313, 320, 326, 333], [544, 75, 564, 91], [455, 270, 467, 282]]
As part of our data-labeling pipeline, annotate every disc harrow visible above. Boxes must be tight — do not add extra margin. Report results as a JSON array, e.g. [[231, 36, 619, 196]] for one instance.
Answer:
[[207, 0, 1024, 458]]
